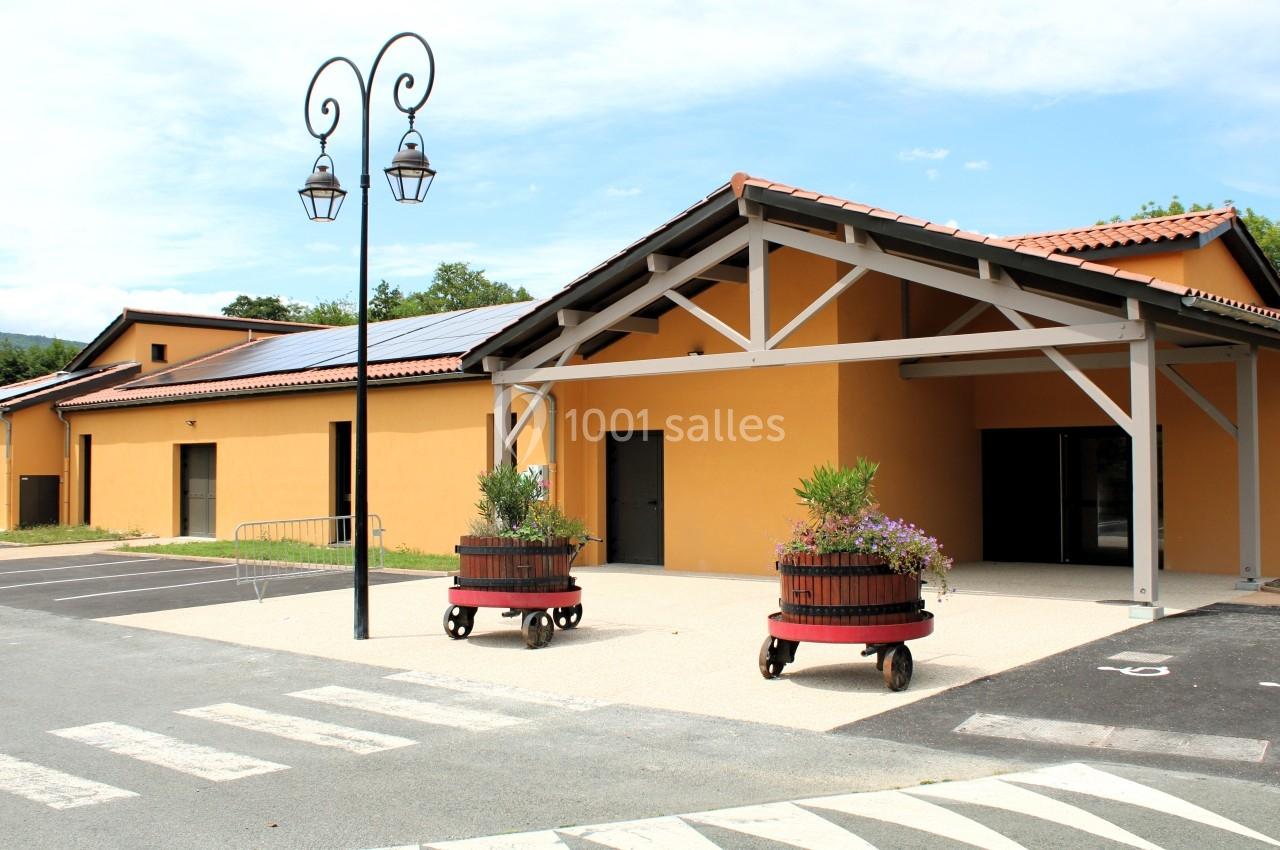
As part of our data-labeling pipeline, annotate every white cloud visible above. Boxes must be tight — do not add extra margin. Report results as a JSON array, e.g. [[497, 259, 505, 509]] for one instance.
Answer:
[[4, 0, 1280, 339], [964, 160, 991, 171], [926, 169, 941, 181], [605, 186, 643, 198], [899, 147, 950, 162], [943, 218, 960, 229]]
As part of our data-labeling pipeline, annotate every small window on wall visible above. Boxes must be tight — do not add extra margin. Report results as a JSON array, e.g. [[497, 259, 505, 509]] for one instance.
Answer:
[[151, 343, 168, 363]]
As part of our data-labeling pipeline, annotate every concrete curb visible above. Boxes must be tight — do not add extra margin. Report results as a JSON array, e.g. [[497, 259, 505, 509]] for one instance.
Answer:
[[109, 549, 454, 577]]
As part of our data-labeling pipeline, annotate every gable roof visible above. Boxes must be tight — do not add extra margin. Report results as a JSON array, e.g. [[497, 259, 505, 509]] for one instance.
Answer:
[[59, 301, 538, 410], [67, 308, 329, 372], [463, 172, 1280, 371]]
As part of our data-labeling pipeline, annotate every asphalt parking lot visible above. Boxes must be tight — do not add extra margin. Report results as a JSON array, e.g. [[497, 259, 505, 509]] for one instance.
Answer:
[[0, 553, 424, 619], [840, 601, 1280, 783]]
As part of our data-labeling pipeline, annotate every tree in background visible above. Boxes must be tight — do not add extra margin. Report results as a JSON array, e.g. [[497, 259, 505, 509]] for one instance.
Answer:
[[221, 295, 293, 321], [1102, 196, 1279, 274], [393, 262, 532, 317], [221, 262, 531, 328], [0, 338, 83, 385]]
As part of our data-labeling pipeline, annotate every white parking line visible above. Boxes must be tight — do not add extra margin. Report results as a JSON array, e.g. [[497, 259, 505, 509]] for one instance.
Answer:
[[955, 711, 1271, 762], [0, 752, 137, 810], [385, 671, 610, 712], [801, 788, 1029, 849], [288, 686, 525, 732], [178, 703, 417, 755], [0, 558, 162, 576], [0, 563, 230, 591], [55, 577, 239, 601], [50, 722, 288, 782], [685, 801, 876, 849], [910, 778, 1162, 850]]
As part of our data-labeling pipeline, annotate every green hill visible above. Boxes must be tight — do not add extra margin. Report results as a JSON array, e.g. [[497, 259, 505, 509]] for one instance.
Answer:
[[0, 331, 85, 349]]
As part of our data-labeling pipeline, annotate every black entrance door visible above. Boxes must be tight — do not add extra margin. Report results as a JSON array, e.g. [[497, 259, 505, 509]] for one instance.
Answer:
[[180, 444, 217, 537], [18, 475, 60, 527], [333, 421, 352, 543], [606, 432, 663, 565], [982, 426, 1161, 566]]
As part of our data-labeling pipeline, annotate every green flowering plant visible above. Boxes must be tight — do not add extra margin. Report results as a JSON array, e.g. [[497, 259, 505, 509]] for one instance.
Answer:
[[472, 464, 590, 543], [780, 459, 952, 593]]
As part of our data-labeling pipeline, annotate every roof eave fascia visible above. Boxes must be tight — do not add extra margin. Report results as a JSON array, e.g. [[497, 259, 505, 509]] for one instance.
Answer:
[[458, 186, 740, 372], [745, 184, 1186, 312], [0, 363, 142, 412], [57, 368, 477, 412], [1221, 219, 1280, 307]]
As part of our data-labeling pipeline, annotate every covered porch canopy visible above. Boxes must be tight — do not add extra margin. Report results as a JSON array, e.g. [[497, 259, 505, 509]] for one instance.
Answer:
[[465, 173, 1280, 619]]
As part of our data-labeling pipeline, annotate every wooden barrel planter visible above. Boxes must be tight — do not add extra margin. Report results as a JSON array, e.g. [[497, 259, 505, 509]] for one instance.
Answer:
[[455, 536, 575, 593], [777, 552, 924, 626]]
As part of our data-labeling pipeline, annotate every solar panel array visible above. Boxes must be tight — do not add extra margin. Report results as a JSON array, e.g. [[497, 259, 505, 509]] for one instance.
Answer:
[[131, 301, 537, 388], [0, 370, 87, 405]]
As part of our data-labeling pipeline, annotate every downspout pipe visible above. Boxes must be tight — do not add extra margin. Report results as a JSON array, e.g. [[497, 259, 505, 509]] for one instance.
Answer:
[[0, 410, 11, 531], [56, 407, 71, 525]]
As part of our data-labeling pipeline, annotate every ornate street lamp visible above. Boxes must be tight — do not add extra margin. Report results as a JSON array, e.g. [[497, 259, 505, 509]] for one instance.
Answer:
[[298, 154, 347, 222], [298, 32, 436, 640]]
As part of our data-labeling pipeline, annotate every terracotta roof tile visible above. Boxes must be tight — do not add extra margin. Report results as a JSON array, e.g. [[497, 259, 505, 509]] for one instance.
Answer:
[[1006, 207, 1236, 253]]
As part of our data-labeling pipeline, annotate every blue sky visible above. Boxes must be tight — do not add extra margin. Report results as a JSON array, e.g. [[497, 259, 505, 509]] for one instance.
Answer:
[[3, 1, 1279, 341]]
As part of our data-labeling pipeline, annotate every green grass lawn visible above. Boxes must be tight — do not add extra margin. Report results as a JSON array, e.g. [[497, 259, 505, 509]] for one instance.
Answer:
[[120, 539, 458, 572], [0, 525, 138, 545]]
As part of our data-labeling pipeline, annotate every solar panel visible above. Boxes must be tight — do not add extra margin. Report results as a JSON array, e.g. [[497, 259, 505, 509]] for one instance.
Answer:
[[0, 371, 84, 405], [128, 301, 539, 389]]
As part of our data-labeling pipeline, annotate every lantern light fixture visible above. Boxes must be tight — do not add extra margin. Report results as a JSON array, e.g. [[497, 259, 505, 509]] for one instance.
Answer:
[[298, 153, 347, 222]]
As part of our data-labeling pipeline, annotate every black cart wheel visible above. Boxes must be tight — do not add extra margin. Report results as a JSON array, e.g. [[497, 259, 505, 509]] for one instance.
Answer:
[[882, 643, 913, 691], [443, 605, 476, 640], [553, 604, 583, 630], [521, 610, 554, 648], [759, 636, 797, 679]]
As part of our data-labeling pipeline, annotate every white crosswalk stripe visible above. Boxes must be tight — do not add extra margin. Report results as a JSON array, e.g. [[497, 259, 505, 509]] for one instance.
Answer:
[[410, 763, 1279, 850], [386, 671, 610, 712], [425, 831, 568, 849], [177, 703, 417, 755], [0, 752, 137, 810], [909, 776, 1163, 850], [562, 815, 722, 849], [685, 801, 876, 849], [288, 686, 525, 731], [801, 788, 1028, 849], [49, 722, 288, 782], [1005, 762, 1280, 847]]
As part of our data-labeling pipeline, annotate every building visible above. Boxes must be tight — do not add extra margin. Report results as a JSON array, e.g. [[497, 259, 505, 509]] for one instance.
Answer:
[[6, 174, 1278, 617], [1, 310, 322, 531]]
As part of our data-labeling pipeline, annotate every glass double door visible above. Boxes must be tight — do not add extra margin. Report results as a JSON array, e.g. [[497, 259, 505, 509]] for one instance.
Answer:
[[981, 426, 1162, 566]]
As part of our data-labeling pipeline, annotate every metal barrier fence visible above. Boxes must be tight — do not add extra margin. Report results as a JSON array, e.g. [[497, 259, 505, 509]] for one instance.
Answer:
[[234, 514, 384, 601]]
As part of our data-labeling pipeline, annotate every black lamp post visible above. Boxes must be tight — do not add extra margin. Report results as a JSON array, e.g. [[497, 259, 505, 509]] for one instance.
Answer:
[[299, 32, 436, 640]]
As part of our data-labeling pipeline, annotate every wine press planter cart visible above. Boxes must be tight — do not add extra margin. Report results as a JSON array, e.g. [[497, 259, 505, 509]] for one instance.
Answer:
[[444, 536, 586, 648], [759, 553, 933, 691]]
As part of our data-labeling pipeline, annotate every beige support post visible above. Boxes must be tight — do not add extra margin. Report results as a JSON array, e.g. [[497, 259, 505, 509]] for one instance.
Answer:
[[1236, 345, 1262, 590], [747, 215, 769, 349], [492, 374, 512, 469], [1128, 309, 1163, 619]]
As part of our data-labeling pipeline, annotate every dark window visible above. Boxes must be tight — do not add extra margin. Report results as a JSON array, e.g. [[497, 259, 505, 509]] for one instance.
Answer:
[[151, 343, 167, 362]]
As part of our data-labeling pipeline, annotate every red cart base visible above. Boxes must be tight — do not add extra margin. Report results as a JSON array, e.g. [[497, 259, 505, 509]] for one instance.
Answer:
[[444, 586, 583, 649], [760, 611, 934, 691]]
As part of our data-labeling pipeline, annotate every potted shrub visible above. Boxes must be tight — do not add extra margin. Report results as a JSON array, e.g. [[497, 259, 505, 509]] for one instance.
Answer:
[[449, 464, 592, 645], [776, 458, 951, 627]]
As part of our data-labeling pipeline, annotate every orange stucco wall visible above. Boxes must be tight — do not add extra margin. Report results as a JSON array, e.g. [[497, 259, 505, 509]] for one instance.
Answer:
[[92, 324, 288, 374], [1102, 240, 1263, 307], [65, 380, 538, 552], [0, 404, 68, 529]]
